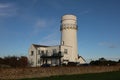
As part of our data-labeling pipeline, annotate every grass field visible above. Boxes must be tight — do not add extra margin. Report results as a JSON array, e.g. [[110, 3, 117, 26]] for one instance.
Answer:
[[20, 71, 120, 80]]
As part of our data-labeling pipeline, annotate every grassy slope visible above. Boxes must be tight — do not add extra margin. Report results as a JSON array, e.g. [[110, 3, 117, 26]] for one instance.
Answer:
[[20, 71, 120, 80]]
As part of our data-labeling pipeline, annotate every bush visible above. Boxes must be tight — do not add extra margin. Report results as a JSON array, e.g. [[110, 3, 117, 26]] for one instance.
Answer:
[[41, 64, 50, 67], [0, 56, 28, 68], [90, 58, 117, 66], [67, 62, 78, 66]]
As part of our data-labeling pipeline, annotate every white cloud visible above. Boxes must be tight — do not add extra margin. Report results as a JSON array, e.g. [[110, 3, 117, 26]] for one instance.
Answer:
[[39, 39, 59, 46], [33, 18, 56, 34], [79, 9, 91, 15], [0, 3, 17, 17], [35, 19, 47, 28], [39, 32, 60, 46], [32, 19, 48, 34], [31, 17, 59, 45], [98, 42, 117, 48], [0, 3, 10, 8], [43, 33, 56, 40]]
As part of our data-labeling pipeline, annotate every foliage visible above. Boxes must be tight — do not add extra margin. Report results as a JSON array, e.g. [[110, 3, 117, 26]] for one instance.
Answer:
[[0, 56, 28, 68], [67, 62, 78, 66], [118, 59, 120, 63], [90, 57, 118, 66]]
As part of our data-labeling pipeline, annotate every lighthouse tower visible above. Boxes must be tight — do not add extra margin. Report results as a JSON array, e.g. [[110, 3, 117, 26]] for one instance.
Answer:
[[60, 14, 78, 62]]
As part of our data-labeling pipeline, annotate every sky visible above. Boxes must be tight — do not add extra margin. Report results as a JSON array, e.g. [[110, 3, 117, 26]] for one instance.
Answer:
[[0, 0, 120, 61]]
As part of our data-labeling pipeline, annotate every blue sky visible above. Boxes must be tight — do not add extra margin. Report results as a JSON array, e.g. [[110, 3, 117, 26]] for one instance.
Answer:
[[0, 0, 120, 61]]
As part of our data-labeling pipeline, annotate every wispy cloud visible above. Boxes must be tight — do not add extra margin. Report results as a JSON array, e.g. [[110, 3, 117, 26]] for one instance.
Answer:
[[31, 17, 59, 45], [35, 19, 47, 28], [0, 3, 17, 17], [33, 18, 55, 34], [0, 3, 10, 8], [98, 42, 117, 48], [39, 32, 59, 46], [79, 9, 91, 15]]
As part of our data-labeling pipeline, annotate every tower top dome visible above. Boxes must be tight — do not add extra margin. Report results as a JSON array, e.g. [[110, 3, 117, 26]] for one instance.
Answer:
[[62, 14, 77, 21]]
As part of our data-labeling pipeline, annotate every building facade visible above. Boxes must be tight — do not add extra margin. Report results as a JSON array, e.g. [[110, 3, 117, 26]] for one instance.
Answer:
[[28, 14, 86, 67]]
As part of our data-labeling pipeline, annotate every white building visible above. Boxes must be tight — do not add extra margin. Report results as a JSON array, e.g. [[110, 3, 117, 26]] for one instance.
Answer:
[[28, 14, 86, 67]]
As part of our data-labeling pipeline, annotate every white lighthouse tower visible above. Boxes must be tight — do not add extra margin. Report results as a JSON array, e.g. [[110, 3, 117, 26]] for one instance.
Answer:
[[60, 14, 78, 62]]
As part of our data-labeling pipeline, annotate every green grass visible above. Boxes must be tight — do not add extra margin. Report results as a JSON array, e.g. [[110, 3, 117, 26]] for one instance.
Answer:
[[20, 71, 120, 80]]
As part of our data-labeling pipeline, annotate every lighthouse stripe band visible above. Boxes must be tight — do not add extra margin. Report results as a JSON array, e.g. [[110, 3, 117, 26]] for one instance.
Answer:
[[61, 19, 76, 21], [60, 24, 78, 31]]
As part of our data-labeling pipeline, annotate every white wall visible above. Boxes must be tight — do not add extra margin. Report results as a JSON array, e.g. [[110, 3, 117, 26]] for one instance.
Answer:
[[28, 45, 37, 67], [61, 14, 78, 62]]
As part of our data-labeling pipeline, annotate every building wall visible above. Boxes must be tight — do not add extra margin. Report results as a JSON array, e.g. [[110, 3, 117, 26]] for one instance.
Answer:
[[28, 45, 74, 67], [45, 46, 60, 65], [29, 45, 61, 67], [36, 47, 46, 66], [28, 45, 37, 67], [60, 45, 72, 64], [78, 57, 86, 64]]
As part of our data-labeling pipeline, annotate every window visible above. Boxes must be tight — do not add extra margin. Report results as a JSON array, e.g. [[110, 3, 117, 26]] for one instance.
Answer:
[[41, 50, 44, 55], [41, 50, 44, 53], [53, 49, 57, 53], [62, 41, 64, 45], [38, 59, 40, 64], [38, 50, 40, 55], [64, 49, 67, 54], [46, 50, 48, 53], [31, 51, 34, 56]]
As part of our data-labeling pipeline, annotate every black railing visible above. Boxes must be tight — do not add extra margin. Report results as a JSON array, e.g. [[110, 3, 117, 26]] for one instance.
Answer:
[[40, 52, 63, 58]]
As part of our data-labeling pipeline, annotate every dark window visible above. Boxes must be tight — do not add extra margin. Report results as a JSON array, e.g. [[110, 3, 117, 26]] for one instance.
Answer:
[[38, 59, 40, 64], [41, 50, 44, 53], [46, 50, 48, 53], [31, 51, 34, 56], [64, 49, 67, 54], [38, 50, 40, 55], [41, 50, 44, 55], [53, 49, 57, 53]]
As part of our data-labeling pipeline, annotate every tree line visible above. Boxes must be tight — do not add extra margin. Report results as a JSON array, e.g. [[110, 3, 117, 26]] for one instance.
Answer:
[[90, 57, 120, 66], [0, 56, 28, 68], [0, 56, 120, 67]]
